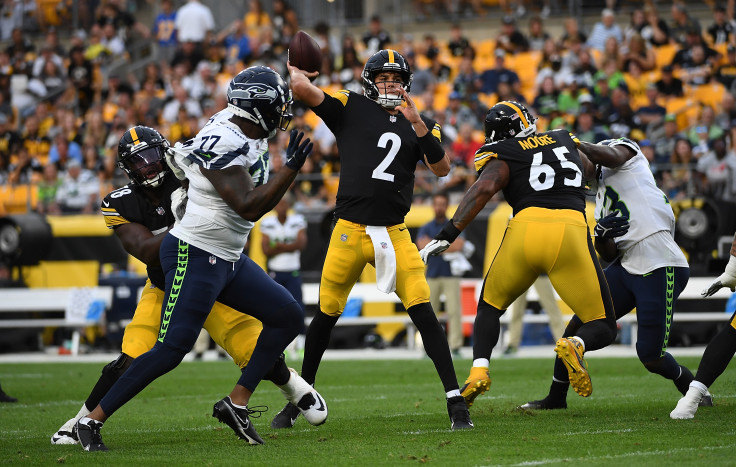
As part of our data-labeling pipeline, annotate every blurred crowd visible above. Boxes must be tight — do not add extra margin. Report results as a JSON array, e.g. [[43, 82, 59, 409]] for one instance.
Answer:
[[1, 0, 736, 216]]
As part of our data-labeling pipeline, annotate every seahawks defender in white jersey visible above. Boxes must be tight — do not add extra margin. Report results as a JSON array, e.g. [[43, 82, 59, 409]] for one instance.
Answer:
[[520, 137, 711, 410], [74, 66, 318, 451]]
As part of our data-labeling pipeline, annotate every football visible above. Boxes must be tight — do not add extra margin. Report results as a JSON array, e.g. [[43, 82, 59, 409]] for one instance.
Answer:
[[288, 30, 323, 73]]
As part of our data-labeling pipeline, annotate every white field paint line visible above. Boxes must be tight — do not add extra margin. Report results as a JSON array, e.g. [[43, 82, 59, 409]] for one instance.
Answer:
[[8, 394, 213, 409], [402, 428, 454, 435], [500, 443, 736, 467], [0, 373, 49, 379], [562, 428, 634, 435]]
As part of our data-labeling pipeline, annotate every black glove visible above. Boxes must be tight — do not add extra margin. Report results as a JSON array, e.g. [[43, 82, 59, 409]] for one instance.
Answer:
[[285, 129, 314, 171], [594, 212, 630, 239]]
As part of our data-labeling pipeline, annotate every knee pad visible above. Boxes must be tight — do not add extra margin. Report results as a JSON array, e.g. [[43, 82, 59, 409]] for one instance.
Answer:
[[101, 353, 134, 378]]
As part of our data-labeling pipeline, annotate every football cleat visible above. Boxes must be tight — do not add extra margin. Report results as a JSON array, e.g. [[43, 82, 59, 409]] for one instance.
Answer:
[[554, 338, 592, 397], [700, 391, 714, 407], [460, 366, 491, 407], [517, 396, 567, 411], [0, 388, 18, 403], [74, 417, 108, 452], [212, 397, 265, 445], [271, 402, 301, 429], [278, 369, 328, 426], [51, 417, 80, 445], [670, 386, 705, 420], [447, 395, 474, 430]]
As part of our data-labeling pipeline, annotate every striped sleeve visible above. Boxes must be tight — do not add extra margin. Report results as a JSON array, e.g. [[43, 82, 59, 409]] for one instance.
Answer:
[[473, 149, 498, 174], [331, 90, 350, 106], [101, 206, 130, 228], [568, 131, 581, 146]]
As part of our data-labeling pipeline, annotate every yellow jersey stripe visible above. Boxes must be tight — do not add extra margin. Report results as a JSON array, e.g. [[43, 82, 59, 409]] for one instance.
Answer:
[[568, 131, 581, 146], [104, 216, 129, 228], [502, 101, 529, 128], [130, 127, 140, 145], [388, 49, 395, 63], [332, 90, 349, 106], [100, 207, 117, 213], [431, 123, 442, 142]]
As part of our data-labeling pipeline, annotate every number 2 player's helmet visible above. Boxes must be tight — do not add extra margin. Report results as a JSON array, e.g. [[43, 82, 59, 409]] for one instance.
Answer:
[[362, 49, 413, 109], [483, 101, 537, 143], [227, 65, 293, 139], [117, 125, 170, 187]]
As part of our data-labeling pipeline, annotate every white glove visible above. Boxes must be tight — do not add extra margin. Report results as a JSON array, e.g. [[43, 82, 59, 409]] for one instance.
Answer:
[[165, 147, 187, 181], [171, 187, 188, 224], [702, 255, 736, 297], [419, 239, 451, 264]]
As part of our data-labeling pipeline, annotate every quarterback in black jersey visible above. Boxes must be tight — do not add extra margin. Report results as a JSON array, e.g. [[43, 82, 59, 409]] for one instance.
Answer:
[[51, 125, 326, 447], [274, 49, 473, 431], [421, 101, 617, 408]]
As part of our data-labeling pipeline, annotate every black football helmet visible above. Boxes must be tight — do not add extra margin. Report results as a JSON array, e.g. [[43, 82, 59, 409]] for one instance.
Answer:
[[483, 101, 537, 143], [117, 126, 169, 187], [227, 65, 292, 138], [362, 49, 413, 108]]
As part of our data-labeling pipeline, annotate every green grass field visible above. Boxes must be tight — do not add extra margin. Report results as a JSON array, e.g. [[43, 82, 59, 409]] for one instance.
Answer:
[[1, 356, 734, 466]]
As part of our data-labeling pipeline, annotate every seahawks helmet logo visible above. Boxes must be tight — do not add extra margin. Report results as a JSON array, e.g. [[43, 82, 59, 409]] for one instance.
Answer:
[[229, 85, 279, 103]]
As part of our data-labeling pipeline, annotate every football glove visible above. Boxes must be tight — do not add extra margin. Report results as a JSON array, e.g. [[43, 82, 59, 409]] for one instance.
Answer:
[[285, 129, 314, 171], [702, 255, 736, 297], [171, 187, 188, 224], [419, 239, 451, 264], [165, 146, 187, 181], [594, 212, 630, 239]]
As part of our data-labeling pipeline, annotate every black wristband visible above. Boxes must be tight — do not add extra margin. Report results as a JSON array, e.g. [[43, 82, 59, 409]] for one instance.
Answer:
[[418, 132, 445, 165], [435, 220, 461, 243]]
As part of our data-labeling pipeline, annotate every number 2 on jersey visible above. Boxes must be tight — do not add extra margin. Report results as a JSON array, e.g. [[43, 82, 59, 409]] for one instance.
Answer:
[[372, 132, 401, 182], [528, 146, 582, 191]]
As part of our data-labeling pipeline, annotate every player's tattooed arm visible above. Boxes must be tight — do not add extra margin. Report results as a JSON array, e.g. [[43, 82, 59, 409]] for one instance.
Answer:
[[451, 158, 509, 231], [579, 141, 635, 168]]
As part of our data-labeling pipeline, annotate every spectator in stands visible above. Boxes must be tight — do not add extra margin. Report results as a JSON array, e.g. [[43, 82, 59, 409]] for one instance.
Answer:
[[662, 137, 697, 200], [496, 16, 529, 54], [152, 0, 178, 66], [175, 0, 215, 46], [623, 60, 648, 108], [84, 25, 113, 65], [635, 83, 666, 130], [5, 27, 34, 60], [587, 9, 623, 52], [642, 6, 670, 46], [536, 53, 571, 90], [7, 146, 42, 185], [49, 132, 83, 171], [81, 143, 103, 176], [560, 18, 587, 49], [574, 102, 607, 143], [100, 23, 125, 59], [571, 48, 597, 90], [652, 114, 680, 166], [445, 91, 479, 134], [620, 33, 656, 72], [21, 115, 51, 161], [477, 50, 520, 95], [362, 15, 391, 59], [31, 57, 67, 102], [447, 23, 472, 57], [0, 113, 20, 163], [707, 5, 734, 45], [532, 76, 559, 119], [715, 45, 736, 91], [452, 122, 483, 166], [716, 92, 736, 129], [599, 36, 622, 70], [672, 28, 719, 70], [426, 47, 451, 83], [96, 0, 150, 41], [271, 0, 299, 48], [313, 21, 341, 68], [688, 105, 724, 149], [696, 135, 736, 201], [496, 77, 526, 105], [670, 2, 701, 46], [527, 16, 550, 52], [452, 56, 478, 101], [161, 84, 202, 124], [67, 45, 94, 114], [245, 0, 271, 32], [53, 158, 99, 214], [36, 162, 61, 215], [655, 64, 684, 97], [606, 84, 635, 139]]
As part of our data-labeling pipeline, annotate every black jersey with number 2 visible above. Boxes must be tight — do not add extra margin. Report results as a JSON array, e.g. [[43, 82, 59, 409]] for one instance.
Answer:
[[312, 90, 442, 226], [473, 129, 586, 215]]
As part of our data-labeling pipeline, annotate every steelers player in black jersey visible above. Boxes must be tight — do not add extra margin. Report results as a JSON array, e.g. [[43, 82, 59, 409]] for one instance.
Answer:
[[420, 101, 617, 408], [276, 49, 473, 430], [51, 125, 327, 446]]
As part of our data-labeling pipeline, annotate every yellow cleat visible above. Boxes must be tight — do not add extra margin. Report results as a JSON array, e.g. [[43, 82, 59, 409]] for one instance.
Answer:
[[555, 338, 592, 397], [460, 366, 491, 407]]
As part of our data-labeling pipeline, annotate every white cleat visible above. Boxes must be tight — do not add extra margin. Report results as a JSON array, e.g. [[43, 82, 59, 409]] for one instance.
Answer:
[[279, 369, 328, 426], [51, 417, 79, 445], [670, 386, 705, 419]]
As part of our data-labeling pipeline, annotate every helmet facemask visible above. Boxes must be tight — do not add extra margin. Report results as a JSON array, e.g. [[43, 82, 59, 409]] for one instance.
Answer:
[[362, 50, 413, 109], [120, 144, 168, 187]]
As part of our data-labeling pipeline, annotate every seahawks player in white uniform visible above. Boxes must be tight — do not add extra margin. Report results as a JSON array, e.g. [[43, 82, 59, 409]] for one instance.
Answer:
[[520, 137, 712, 410], [74, 66, 317, 451]]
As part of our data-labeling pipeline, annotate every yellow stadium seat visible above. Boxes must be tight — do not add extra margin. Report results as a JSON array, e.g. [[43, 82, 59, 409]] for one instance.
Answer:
[[654, 44, 678, 69], [0, 185, 37, 214], [714, 42, 728, 65], [474, 39, 497, 60], [693, 82, 727, 109]]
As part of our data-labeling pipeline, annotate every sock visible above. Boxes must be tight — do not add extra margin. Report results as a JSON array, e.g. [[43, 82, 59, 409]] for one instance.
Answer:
[[301, 312, 339, 385], [74, 404, 91, 422], [85, 353, 133, 411], [446, 389, 461, 399], [228, 396, 247, 409], [689, 380, 708, 393], [548, 380, 570, 401], [569, 336, 585, 352], [263, 353, 291, 386], [472, 358, 490, 368], [472, 299, 503, 360], [694, 325, 736, 387], [408, 302, 459, 392], [673, 365, 694, 395]]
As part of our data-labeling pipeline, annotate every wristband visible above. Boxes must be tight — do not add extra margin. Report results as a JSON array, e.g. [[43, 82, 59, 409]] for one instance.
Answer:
[[435, 220, 461, 243], [418, 132, 445, 165]]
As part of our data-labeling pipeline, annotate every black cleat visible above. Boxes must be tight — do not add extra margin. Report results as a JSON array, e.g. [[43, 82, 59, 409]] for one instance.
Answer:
[[447, 395, 474, 430], [0, 389, 17, 403], [700, 391, 714, 407], [74, 417, 108, 452], [517, 396, 567, 411], [212, 397, 265, 445], [271, 402, 300, 429]]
